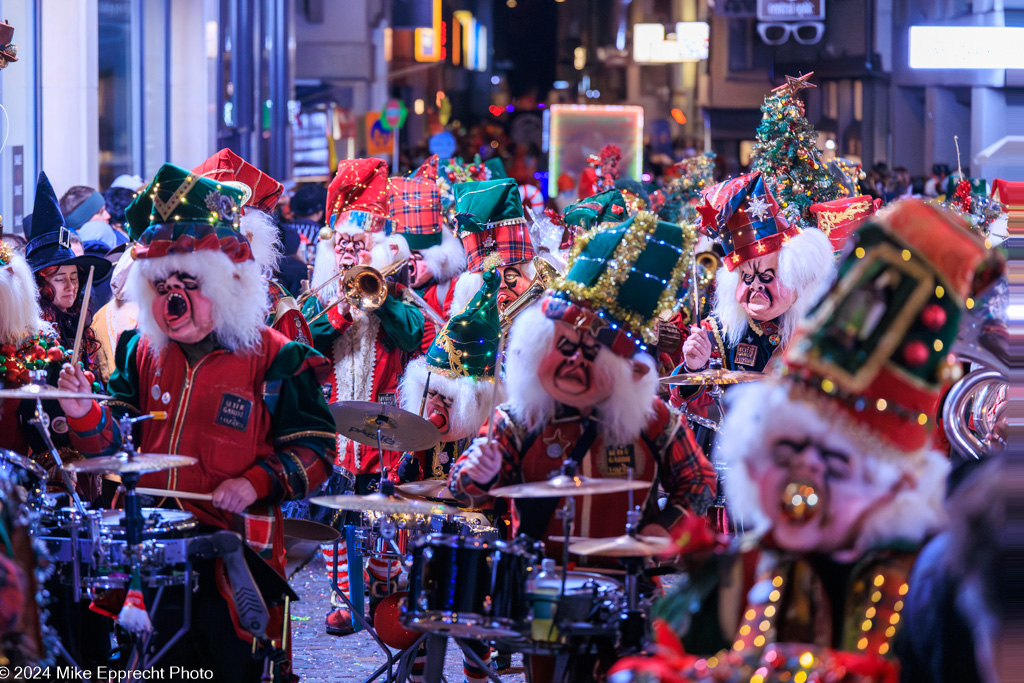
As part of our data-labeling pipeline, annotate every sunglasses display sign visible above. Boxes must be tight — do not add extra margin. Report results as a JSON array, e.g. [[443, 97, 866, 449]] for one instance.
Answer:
[[757, 0, 826, 46], [757, 0, 825, 21]]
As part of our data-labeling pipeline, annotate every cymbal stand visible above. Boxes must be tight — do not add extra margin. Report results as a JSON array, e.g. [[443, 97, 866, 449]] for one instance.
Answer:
[[619, 469, 646, 653], [29, 392, 87, 517]]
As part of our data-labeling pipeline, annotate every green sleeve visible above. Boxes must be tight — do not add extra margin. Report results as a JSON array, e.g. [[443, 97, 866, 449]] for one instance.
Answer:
[[264, 341, 336, 449], [373, 294, 425, 354], [106, 329, 144, 413], [301, 298, 340, 356]]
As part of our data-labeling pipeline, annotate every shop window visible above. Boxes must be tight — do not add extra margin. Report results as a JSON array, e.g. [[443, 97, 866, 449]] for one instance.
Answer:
[[98, 0, 134, 188]]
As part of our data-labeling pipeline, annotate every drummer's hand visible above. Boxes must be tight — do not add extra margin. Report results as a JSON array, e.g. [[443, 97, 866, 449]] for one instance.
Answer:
[[462, 438, 502, 486], [211, 477, 258, 513], [682, 325, 711, 371], [57, 363, 94, 419]]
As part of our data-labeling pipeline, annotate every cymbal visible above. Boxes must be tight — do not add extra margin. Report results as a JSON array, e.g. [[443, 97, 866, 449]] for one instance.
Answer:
[[396, 480, 456, 501], [568, 534, 673, 558], [547, 535, 590, 545], [309, 492, 457, 516], [659, 368, 764, 386], [0, 383, 112, 401], [329, 401, 441, 452], [65, 452, 197, 475], [490, 474, 650, 499]]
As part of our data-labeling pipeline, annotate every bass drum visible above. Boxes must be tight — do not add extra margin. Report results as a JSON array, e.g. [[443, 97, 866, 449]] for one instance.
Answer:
[[403, 533, 537, 639]]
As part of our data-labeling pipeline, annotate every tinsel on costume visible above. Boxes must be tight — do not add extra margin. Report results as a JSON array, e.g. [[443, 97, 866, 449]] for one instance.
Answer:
[[751, 75, 844, 225]]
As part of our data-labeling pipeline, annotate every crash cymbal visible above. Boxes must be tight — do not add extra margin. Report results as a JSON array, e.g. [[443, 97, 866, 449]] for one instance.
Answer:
[[0, 383, 112, 401], [396, 480, 456, 501], [567, 534, 673, 558], [490, 474, 650, 499], [329, 401, 441, 452], [65, 452, 197, 475], [309, 492, 457, 516], [659, 368, 765, 386], [546, 535, 591, 545]]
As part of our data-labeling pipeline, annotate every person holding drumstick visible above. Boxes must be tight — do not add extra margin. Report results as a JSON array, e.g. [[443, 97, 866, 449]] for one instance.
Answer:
[[55, 163, 336, 683]]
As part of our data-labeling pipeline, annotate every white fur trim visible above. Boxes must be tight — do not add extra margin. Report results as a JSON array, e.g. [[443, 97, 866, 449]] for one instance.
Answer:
[[417, 226, 467, 284], [0, 251, 50, 345], [713, 227, 835, 347], [130, 250, 269, 353], [716, 380, 949, 550], [240, 209, 282, 273], [506, 304, 658, 445], [450, 260, 536, 316], [399, 357, 501, 442]]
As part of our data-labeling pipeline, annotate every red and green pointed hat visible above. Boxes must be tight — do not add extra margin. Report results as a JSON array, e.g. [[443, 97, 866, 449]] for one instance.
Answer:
[[125, 163, 251, 262], [783, 200, 1003, 451], [425, 264, 501, 380]]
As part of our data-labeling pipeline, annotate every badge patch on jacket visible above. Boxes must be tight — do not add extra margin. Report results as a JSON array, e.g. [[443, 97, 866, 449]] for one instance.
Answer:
[[735, 343, 758, 367], [601, 445, 638, 477], [216, 393, 253, 431], [376, 392, 397, 406]]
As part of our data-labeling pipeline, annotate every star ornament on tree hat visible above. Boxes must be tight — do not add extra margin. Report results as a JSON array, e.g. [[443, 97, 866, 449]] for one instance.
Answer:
[[771, 72, 817, 97], [746, 194, 772, 221]]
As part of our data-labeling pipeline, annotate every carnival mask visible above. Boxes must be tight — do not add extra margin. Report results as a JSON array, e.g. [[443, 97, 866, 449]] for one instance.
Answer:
[[409, 252, 433, 289], [334, 231, 374, 270], [424, 389, 454, 438], [748, 427, 907, 555], [151, 271, 215, 344], [735, 252, 796, 322], [537, 322, 615, 408], [497, 264, 530, 313]]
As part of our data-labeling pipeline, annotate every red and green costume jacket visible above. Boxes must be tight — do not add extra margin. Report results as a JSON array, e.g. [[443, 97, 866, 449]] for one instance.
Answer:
[[414, 275, 460, 357], [449, 399, 716, 555], [305, 293, 424, 476], [66, 327, 336, 571]]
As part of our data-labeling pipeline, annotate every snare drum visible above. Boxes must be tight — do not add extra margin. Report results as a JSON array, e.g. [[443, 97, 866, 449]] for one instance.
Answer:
[[535, 571, 623, 634], [403, 533, 537, 638], [356, 511, 427, 559]]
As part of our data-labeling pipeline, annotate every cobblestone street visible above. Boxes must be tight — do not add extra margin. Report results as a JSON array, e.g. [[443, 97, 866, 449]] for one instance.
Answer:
[[289, 560, 526, 683]]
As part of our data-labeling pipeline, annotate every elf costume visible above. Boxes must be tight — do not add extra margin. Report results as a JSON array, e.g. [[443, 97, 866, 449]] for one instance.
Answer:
[[610, 200, 1001, 683], [303, 158, 425, 635], [66, 163, 336, 682]]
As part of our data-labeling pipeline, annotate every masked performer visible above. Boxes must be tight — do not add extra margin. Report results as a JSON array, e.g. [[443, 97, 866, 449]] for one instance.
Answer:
[[611, 200, 1001, 683], [56, 163, 335, 683], [304, 158, 426, 636]]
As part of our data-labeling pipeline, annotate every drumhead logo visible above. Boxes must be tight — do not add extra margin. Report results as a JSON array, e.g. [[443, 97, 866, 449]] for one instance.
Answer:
[[215, 393, 253, 431]]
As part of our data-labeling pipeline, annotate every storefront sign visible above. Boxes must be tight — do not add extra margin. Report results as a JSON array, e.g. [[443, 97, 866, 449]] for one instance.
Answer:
[[757, 0, 825, 22]]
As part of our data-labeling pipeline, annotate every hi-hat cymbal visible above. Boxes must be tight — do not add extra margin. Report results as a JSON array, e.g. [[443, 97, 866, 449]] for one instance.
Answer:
[[65, 452, 197, 475], [0, 383, 112, 401], [329, 401, 441, 452], [309, 492, 457, 516], [490, 475, 650, 499], [659, 368, 764, 386], [568, 534, 673, 558], [396, 480, 456, 501]]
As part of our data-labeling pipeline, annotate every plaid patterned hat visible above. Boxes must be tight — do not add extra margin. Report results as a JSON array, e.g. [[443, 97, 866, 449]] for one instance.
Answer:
[[784, 200, 1002, 451], [810, 195, 881, 252], [192, 148, 283, 213], [426, 264, 501, 380], [390, 176, 443, 250], [326, 158, 394, 235], [696, 172, 802, 271], [126, 163, 251, 263], [452, 178, 535, 272], [544, 211, 697, 357]]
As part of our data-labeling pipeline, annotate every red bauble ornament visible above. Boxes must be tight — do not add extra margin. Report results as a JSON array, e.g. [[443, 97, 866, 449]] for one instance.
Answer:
[[16, 369, 29, 385], [372, 592, 419, 649], [84, 370, 96, 385], [29, 345, 45, 361], [46, 347, 64, 363], [920, 304, 947, 331], [0, 346, 14, 357], [3, 370, 18, 383], [902, 341, 930, 367]]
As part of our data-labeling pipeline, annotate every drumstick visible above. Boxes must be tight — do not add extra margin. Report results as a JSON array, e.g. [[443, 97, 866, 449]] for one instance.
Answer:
[[485, 332, 505, 443], [70, 265, 95, 368], [691, 254, 700, 325], [136, 487, 213, 502]]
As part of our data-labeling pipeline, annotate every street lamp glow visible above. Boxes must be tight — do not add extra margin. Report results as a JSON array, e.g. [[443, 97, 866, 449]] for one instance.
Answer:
[[909, 26, 1024, 69]]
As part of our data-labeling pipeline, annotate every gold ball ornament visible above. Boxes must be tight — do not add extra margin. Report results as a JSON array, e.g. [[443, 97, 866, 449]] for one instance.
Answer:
[[319, 226, 334, 242]]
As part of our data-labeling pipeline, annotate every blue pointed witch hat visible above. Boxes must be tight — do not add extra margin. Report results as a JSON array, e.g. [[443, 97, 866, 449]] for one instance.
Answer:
[[24, 172, 112, 281]]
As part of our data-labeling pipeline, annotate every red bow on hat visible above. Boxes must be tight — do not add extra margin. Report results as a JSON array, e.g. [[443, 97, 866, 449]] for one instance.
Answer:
[[192, 148, 283, 213]]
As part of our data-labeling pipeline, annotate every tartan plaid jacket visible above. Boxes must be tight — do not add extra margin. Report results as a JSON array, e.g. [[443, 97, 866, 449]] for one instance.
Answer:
[[66, 328, 336, 570], [449, 398, 716, 551]]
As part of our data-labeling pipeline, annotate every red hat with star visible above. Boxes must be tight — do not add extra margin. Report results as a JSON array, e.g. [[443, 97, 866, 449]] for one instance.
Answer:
[[783, 200, 1003, 452], [696, 171, 802, 271]]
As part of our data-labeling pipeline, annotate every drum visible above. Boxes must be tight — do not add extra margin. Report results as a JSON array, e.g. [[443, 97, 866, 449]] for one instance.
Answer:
[[97, 508, 198, 539], [534, 571, 623, 636], [403, 533, 537, 638], [0, 449, 47, 517], [356, 510, 428, 559]]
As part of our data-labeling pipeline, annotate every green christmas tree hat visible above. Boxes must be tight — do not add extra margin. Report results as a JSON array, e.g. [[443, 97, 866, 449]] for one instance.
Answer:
[[543, 211, 697, 357], [425, 264, 501, 380]]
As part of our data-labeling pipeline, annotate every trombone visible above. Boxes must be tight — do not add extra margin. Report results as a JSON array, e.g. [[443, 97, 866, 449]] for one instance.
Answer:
[[499, 256, 561, 334], [308, 259, 409, 324]]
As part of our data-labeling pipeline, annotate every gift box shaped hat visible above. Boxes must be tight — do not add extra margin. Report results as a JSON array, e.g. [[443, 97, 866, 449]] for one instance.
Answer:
[[696, 171, 803, 271], [399, 265, 502, 442], [810, 195, 882, 252], [25, 172, 112, 282], [543, 211, 697, 357], [192, 148, 284, 272], [562, 189, 628, 248], [783, 200, 1003, 452], [452, 178, 536, 273]]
